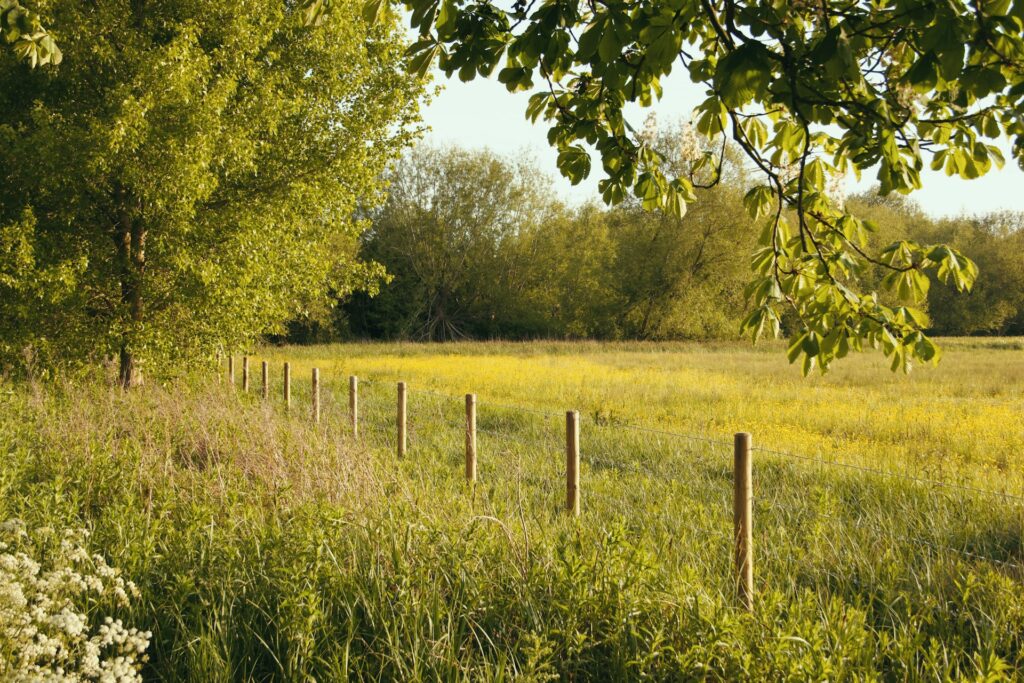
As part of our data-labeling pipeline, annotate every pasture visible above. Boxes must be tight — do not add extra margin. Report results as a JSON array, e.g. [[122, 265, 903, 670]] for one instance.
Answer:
[[2, 339, 1023, 679], [270, 338, 1024, 493]]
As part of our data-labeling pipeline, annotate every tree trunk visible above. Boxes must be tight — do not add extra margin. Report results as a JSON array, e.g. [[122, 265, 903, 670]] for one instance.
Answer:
[[116, 198, 146, 389]]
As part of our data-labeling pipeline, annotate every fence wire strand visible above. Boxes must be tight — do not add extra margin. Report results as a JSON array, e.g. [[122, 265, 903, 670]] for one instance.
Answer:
[[752, 444, 1024, 504], [227, 361, 1024, 586]]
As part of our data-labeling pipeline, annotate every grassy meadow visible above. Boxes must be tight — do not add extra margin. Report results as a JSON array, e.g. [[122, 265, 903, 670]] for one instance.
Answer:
[[269, 337, 1024, 494], [2, 338, 1023, 680]]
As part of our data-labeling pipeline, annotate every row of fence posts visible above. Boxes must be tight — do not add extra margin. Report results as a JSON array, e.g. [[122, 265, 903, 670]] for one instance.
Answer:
[[225, 355, 756, 612]]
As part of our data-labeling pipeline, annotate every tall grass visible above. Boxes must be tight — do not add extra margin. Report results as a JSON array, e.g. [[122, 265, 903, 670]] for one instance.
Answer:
[[1, 341, 1023, 679], [268, 339, 1024, 494]]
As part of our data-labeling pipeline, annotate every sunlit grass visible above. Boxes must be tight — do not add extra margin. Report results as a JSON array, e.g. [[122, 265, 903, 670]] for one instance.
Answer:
[[2, 338, 1022, 679], [262, 338, 1024, 494]]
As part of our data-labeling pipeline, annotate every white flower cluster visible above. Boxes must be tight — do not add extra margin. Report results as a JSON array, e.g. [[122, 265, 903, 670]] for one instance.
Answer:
[[0, 520, 151, 682], [825, 168, 847, 210], [677, 122, 703, 164], [638, 111, 658, 144]]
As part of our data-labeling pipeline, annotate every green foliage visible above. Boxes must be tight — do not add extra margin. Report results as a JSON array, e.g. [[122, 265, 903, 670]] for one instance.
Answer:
[[0, 0, 60, 67], [352, 0, 1024, 371], [346, 140, 1023, 345], [0, 0, 424, 380], [926, 215, 1024, 335], [346, 131, 754, 341], [349, 145, 558, 340], [849, 193, 1024, 337]]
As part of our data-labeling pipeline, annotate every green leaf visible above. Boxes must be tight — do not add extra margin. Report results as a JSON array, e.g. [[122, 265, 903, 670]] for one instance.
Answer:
[[743, 185, 775, 220], [598, 178, 626, 205], [361, 0, 388, 25], [695, 97, 727, 137], [903, 53, 938, 93], [407, 42, 441, 78], [498, 67, 532, 92], [802, 352, 817, 376], [741, 116, 768, 149], [786, 334, 806, 364], [639, 15, 682, 69], [805, 158, 827, 189], [598, 21, 622, 62], [714, 43, 773, 108], [577, 19, 604, 61], [437, 0, 457, 35], [557, 146, 592, 184]]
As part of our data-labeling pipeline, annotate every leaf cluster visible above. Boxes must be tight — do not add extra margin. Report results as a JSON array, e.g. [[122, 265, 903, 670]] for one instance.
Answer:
[[0, 0, 60, 67]]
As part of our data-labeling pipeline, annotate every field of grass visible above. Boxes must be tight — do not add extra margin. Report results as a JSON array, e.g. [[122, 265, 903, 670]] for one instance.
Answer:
[[2, 339, 1023, 680], [269, 337, 1024, 494]]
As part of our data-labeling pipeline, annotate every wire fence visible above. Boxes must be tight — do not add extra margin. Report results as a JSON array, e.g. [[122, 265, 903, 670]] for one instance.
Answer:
[[226, 356, 1024, 607]]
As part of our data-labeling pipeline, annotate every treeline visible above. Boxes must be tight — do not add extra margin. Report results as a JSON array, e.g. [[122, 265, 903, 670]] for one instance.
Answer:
[[852, 195, 1024, 336], [297, 133, 1024, 342], [342, 126, 754, 342]]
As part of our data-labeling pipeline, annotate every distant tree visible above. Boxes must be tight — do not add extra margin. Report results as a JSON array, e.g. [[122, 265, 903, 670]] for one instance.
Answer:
[[846, 191, 1024, 336], [926, 212, 1024, 335], [600, 117, 752, 339], [0, 0, 423, 384], [350, 145, 555, 340], [511, 203, 619, 338], [336, 0, 1024, 372], [346, 131, 760, 343]]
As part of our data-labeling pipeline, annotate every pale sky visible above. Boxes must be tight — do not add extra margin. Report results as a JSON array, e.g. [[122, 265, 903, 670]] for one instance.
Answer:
[[418, 69, 1024, 219]]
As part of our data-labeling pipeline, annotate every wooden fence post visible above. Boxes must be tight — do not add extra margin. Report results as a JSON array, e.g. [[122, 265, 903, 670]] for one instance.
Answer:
[[242, 356, 250, 393], [397, 381, 407, 458], [312, 368, 320, 424], [465, 394, 477, 482], [349, 376, 358, 438], [261, 361, 269, 401], [228, 356, 235, 387], [733, 432, 754, 612], [283, 362, 291, 410], [566, 410, 580, 516]]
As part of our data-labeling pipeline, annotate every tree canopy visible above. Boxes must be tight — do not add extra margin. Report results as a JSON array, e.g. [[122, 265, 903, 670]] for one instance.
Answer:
[[343, 143, 747, 342], [349, 145, 558, 340], [336, 141, 1023, 344], [339, 0, 1024, 372], [0, 0, 424, 383]]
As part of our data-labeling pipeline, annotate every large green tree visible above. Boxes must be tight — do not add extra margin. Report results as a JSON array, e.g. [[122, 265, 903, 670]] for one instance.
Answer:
[[599, 117, 752, 339], [0, 0, 424, 384], [340, 0, 1024, 372], [915, 210, 1024, 335]]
